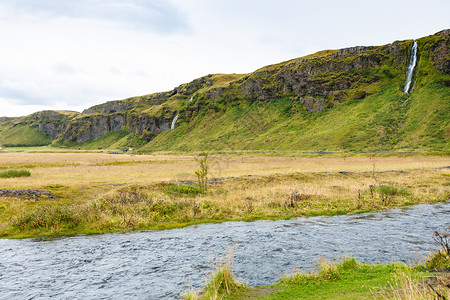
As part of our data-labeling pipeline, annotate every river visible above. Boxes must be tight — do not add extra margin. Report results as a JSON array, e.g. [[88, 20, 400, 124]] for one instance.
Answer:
[[0, 201, 448, 299]]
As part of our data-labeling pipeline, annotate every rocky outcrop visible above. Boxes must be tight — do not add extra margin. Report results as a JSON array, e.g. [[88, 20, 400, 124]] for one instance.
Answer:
[[427, 29, 450, 74], [61, 109, 175, 143], [0, 189, 58, 200], [14, 110, 78, 138], [235, 42, 409, 108], [83, 100, 133, 114], [125, 113, 172, 136], [62, 113, 125, 142]]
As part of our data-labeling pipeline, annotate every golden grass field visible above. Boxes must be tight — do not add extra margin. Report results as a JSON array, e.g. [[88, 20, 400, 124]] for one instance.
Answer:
[[0, 151, 449, 238]]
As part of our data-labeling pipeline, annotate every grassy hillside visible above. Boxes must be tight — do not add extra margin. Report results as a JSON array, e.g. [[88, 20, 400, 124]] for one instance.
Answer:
[[140, 32, 450, 153], [0, 124, 53, 147], [0, 31, 448, 152], [143, 81, 448, 152]]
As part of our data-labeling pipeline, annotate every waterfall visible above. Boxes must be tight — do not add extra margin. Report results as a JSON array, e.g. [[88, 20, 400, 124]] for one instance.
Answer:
[[403, 40, 418, 93], [170, 113, 179, 130], [189, 96, 193, 102]]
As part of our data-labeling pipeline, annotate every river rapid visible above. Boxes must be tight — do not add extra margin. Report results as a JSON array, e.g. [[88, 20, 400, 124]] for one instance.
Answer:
[[1, 201, 449, 299]]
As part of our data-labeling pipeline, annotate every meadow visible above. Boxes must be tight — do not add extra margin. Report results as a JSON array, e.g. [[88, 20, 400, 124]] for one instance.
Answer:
[[0, 150, 448, 238]]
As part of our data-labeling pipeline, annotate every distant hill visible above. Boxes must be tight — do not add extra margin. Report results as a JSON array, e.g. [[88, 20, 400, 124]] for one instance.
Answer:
[[1, 30, 449, 151]]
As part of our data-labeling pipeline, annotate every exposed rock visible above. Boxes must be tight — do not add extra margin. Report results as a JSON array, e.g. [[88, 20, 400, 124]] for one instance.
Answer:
[[126, 113, 172, 136], [428, 29, 450, 74], [0, 117, 14, 122], [83, 100, 134, 114], [0, 189, 58, 200], [17, 110, 78, 138], [301, 96, 326, 112], [62, 113, 126, 143]]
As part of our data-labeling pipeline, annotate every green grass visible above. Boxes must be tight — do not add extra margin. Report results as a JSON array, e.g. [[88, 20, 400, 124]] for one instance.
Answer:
[[145, 81, 449, 152], [257, 259, 407, 299], [163, 184, 204, 197], [0, 169, 31, 178], [194, 256, 450, 299], [0, 125, 53, 147], [11, 204, 84, 230]]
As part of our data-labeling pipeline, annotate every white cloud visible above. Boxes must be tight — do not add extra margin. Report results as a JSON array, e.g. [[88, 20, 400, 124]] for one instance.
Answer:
[[0, 0, 449, 117]]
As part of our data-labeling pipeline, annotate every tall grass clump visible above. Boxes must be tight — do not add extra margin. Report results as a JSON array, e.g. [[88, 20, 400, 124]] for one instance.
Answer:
[[201, 254, 244, 299], [387, 228, 450, 299], [12, 204, 85, 230], [384, 271, 450, 300], [0, 169, 31, 178]]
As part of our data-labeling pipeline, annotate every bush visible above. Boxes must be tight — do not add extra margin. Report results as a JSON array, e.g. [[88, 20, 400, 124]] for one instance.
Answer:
[[0, 169, 31, 178], [164, 184, 204, 197], [12, 205, 85, 230], [377, 185, 410, 196]]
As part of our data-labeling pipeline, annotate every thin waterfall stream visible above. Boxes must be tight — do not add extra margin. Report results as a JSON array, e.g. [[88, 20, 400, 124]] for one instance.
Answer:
[[403, 40, 418, 93], [0, 201, 448, 299], [170, 113, 179, 130]]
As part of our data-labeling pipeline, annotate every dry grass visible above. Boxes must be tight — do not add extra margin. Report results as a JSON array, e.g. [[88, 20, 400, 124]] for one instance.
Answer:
[[0, 152, 448, 237], [384, 272, 450, 300]]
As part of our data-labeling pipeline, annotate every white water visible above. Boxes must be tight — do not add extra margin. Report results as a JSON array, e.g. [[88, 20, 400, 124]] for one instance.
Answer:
[[403, 40, 418, 93], [189, 96, 193, 102], [170, 113, 179, 130]]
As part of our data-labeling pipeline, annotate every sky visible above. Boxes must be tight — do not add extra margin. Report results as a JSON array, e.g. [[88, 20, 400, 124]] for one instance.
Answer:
[[0, 0, 449, 117]]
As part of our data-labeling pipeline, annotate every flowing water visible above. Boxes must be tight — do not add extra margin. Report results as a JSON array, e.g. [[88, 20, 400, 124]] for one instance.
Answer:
[[0, 201, 448, 299], [403, 40, 418, 93], [170, 114, 179, 130]]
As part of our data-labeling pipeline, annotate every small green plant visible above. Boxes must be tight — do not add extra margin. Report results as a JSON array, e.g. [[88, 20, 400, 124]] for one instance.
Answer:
[[164, 184, 204, 197], [377, 185, 409, 197], [195, 152, 209, 191], [0, 169, 31, 178]]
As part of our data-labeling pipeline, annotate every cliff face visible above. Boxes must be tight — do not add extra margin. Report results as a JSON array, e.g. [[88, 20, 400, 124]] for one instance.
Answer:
[[2, 30, 447, 149], [10, 110, 78, 138], [61, 113, 125, 143], [202, 42, 410, 113]]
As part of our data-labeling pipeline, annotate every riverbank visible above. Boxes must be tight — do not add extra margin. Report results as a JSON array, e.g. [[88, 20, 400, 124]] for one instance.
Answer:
[[1, 201, 449, 298], [186, 253, 450, 299], [0, 152, 448, 238]]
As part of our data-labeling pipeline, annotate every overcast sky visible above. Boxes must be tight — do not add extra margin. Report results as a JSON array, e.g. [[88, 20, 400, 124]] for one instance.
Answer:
[[0, 0, 449, 117]]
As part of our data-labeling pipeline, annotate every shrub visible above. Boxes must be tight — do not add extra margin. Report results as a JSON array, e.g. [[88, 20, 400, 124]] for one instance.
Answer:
[[0, 169, 31, 178], [104, 189, 150, 205], [195, 152, 209, 191], [164, 184, 204, 197], [377, 185, 410, 196], [12, 205, 85, 230], [423, 227, 450, 270]]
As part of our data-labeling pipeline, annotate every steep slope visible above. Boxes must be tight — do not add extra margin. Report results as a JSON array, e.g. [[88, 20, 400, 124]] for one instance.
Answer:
[[0, 111, 78, 147], [145, 30, 449, 151], [0, 30, 448, 151]]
